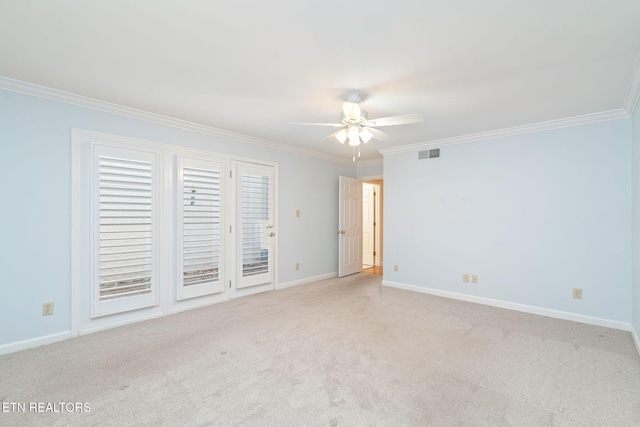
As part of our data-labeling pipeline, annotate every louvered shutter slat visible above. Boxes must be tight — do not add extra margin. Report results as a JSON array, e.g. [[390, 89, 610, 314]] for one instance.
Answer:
[[98, 157, 153, 300], [241, 173, 270, 277], [182, 166, 221, 286]]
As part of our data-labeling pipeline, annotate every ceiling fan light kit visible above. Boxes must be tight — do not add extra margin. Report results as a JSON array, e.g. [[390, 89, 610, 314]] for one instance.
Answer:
[[290, 93, 423, 161], [359, 127, 373, 144], [347, 124, 360, 145], [335, 128, 348, 144]]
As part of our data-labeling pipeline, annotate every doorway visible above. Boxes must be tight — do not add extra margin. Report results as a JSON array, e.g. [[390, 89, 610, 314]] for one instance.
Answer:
[[362, 180, 383, 275], [337, 176, 383, 278]]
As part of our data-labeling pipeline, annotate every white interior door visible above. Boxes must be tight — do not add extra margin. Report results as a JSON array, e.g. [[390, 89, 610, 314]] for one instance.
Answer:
[[235, 162, 276, 291], [373, 183, 381, 267], [362, 182, 375, 266], [339, 176, 362, 277], [362, 183, 374, 267]]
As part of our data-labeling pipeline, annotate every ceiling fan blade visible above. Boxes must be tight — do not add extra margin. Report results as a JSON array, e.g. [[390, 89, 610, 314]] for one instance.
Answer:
[[366, 127, 390, 142], [342, 101, 361, 121], [320, 130, 344, 143], [289, 122, 345, 127], [365, 113, 423, 127]]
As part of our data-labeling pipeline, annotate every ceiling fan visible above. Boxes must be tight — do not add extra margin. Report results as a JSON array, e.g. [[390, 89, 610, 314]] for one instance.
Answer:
[[290, 94, 423, 161]]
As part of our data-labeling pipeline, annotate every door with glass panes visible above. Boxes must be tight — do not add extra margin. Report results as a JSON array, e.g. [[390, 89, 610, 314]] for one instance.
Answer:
[[234, 162, 276, 292]]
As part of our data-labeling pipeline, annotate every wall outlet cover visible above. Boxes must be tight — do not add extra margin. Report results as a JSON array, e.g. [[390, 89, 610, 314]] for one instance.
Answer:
[[42, 302, 54, 315]]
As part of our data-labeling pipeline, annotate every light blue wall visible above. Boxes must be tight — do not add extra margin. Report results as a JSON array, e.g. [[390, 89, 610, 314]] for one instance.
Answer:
[[632, 102, 640, 336], [356, 161, 383, 179], [2, 85, 637, 348], [384, 119, 632, 323], [0, 89, 354, 346]]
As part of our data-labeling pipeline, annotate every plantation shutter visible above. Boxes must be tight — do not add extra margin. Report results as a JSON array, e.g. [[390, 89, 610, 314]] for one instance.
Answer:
[[177, 157, 225, 300], [92, 145, 158, 317], [236, 163, 275, 289], [242, 174, 270, 276]]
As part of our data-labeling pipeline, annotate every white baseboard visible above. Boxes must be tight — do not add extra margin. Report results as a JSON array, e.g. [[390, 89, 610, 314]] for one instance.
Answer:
[[0, 331, 71, 356], [276, 272, 338, 290], [168, 294, 228, 315], [78, 311, 166, 337], [632, 325, 640, 357], [382, 280, 631, 331]]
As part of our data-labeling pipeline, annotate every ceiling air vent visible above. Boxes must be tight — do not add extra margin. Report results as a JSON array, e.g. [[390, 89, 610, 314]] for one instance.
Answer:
[[418, 148, 440, 160]]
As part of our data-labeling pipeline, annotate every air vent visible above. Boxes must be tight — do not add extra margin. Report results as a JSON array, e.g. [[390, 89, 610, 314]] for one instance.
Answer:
[[418, 148, 440, 160]]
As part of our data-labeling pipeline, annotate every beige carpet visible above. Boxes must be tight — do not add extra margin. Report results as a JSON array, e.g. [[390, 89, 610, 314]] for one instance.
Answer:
[[1, 272, 639, 426]]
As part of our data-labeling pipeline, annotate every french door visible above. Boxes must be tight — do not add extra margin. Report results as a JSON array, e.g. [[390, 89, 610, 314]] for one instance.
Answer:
[[234, 162, 276, 293]]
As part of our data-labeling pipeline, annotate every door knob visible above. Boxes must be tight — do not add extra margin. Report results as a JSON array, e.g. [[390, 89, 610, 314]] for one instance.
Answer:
[[269, 232, 275, 237]]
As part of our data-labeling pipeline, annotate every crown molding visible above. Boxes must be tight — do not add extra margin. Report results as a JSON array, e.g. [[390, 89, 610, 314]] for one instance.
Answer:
[[379, 109, 629, 156], [624, 52, 640, 115], [355, 158, 383, 167], [0, 76, 353, 166], [3, 75, 633, 164]]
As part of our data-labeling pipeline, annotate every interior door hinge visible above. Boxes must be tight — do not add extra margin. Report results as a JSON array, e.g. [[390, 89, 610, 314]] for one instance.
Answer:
[[230, 170, 232, 178], [230, 225, 232, 233], [373, 251, 376, 256], [229, 280, 232, 289]]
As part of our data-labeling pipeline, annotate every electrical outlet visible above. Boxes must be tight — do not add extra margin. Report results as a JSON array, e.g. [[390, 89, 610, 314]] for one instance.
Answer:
[[42, 302, 54, 316], [472, 275, 478, 284], [573, 288, 582, 299], [394, 265, 399, 272], [463, 274, 470, 283], [295, 262, 300, 271]]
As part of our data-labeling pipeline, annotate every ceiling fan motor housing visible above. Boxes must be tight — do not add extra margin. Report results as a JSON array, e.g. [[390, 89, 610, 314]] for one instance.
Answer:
[[341, 110, 368, 125]]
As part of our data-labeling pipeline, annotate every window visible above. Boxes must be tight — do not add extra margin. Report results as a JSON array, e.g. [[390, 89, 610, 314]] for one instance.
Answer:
[[177, 157, 225, 300], [91, 145, 158, 317]]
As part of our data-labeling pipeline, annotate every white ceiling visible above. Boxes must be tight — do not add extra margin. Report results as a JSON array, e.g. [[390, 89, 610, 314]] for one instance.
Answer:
[[1, 1, 640, 161]]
